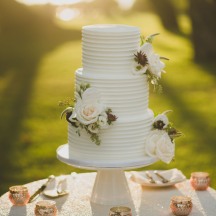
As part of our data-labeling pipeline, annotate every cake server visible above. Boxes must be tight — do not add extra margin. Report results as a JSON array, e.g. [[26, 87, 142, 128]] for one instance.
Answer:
[[154, 170, 169, 183], [28, 175, 55, 203]]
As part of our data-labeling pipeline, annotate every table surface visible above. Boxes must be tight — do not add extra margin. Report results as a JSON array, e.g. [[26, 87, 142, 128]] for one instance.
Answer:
[[0, 172, 216, 216]]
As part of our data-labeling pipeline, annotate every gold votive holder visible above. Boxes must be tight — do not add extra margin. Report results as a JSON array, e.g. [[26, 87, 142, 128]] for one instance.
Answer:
[[109, 206, 132, 216], [170, 196, 192, 216], [34, 200, 57, 216], [190, 172, 210, 191], [9, 185, 30, 206]]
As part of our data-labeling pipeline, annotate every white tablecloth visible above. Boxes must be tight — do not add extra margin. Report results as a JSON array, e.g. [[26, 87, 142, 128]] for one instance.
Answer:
[[0, 172, 216, 216]]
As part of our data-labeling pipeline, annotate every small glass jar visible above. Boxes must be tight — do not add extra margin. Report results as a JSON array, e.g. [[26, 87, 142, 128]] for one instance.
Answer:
[[190, 172, 210, 190], [9, 185, 30, 206], [170, 196, 192, 216], [35, 200, 57, 216], [109, 206, 132, 216]]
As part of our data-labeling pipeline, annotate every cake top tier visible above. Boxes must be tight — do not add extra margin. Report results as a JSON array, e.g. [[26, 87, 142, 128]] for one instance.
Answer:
[[82, 24, 140, 35], [82, 24, 140, 76]]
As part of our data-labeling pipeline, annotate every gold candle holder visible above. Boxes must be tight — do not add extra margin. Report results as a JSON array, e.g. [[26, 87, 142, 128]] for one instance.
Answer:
[[170, 196, 192, 216], [9, 185, 30, 206], [34, 200, 57, 216], [190, 172, 210, 191], [109, 206, 132, 216]]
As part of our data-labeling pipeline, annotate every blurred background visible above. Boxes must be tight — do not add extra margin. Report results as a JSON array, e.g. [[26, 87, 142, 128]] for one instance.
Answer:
[[0, 0, 216, 195]]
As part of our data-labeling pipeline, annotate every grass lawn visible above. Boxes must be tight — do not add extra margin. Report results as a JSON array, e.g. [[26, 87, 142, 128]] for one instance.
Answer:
[[0, 12, 216, 195]]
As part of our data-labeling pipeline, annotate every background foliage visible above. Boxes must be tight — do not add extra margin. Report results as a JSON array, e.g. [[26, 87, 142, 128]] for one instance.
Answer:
[[0, 0, 216, 195]]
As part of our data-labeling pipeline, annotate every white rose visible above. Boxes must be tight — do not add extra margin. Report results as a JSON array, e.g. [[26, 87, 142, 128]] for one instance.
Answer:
[[98, 115, 108, 128], [145, 132, 157, 158], [100, 111, 107, 118], [82, 87, 101, 104], [145, 130, 174, 164], [75, 99, 104, 125]]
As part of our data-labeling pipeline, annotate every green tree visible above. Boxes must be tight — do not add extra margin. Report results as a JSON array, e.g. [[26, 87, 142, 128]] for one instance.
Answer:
[[0, 0, 77, 194], [189, 0, 216, 63], [149, 0, 180, 32]]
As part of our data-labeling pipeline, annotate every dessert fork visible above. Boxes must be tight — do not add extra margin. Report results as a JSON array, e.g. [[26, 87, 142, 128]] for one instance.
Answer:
[[154, 170, 169, 183], [145, 171, 156, 183]]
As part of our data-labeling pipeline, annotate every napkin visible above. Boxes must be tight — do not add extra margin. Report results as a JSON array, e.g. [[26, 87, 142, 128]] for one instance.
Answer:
[[43, 175, 68, 197], [130, 168, 186, 185]]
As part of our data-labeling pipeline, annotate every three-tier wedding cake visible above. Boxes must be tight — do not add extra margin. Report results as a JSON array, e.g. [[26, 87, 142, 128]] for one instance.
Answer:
[[61, 24, 181, 165]]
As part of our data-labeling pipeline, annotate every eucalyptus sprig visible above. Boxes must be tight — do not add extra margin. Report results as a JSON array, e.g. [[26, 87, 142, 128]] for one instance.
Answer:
[[146, 71, 163, 93]]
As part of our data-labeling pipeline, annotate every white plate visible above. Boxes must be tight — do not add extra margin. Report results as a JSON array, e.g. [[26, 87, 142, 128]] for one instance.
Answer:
[[130, 169, 186, 187]]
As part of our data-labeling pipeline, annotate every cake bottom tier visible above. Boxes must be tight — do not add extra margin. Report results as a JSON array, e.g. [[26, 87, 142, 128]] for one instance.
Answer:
[[68, 109, 154, 162]]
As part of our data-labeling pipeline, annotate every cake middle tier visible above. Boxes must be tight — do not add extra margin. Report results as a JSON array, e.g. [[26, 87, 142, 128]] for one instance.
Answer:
[[76, 68, 149, 117]]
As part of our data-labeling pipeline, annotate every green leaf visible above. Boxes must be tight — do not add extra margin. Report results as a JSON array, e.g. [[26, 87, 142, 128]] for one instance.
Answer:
[[140, 35, 145, 46], [60, 107, 73, 119], [145, 33, 160, 43]]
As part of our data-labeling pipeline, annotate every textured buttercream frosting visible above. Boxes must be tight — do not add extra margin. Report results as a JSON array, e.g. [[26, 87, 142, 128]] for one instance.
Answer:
[[76, 69, 149, 118], [82, 24, 140, 76], [68, 24, 154, 162], [69, 110, 154, 161]]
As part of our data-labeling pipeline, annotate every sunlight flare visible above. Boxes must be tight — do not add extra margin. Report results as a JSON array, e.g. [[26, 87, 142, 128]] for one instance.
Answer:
[[116, 0, 135, 10], [17, 0, 134, 9], [56, 8, 80, 21], [16, 0, 83, 5]]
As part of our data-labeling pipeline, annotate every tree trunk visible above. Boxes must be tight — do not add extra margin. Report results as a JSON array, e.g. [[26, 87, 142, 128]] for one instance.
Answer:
[[149, 0, 180, 32], [189, 0, 216, 63]]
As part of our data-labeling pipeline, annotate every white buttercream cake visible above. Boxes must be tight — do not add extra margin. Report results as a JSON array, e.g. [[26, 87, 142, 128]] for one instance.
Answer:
[[67, 24, 154, 163]]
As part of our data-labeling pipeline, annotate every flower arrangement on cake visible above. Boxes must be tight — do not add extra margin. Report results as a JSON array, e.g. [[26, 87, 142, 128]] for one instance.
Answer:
[[133, 33, 169, 92], [145, 111, 182, 163], [59, 25, 182, 165], [60, 83, 117, 145]]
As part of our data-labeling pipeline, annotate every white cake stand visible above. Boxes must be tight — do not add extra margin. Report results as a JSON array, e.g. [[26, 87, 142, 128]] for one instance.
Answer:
[[57, 144, 157, 206]]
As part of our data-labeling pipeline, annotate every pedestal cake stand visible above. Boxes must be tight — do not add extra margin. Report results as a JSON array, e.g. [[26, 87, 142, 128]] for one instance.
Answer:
[[57, 144, 157, 206]]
